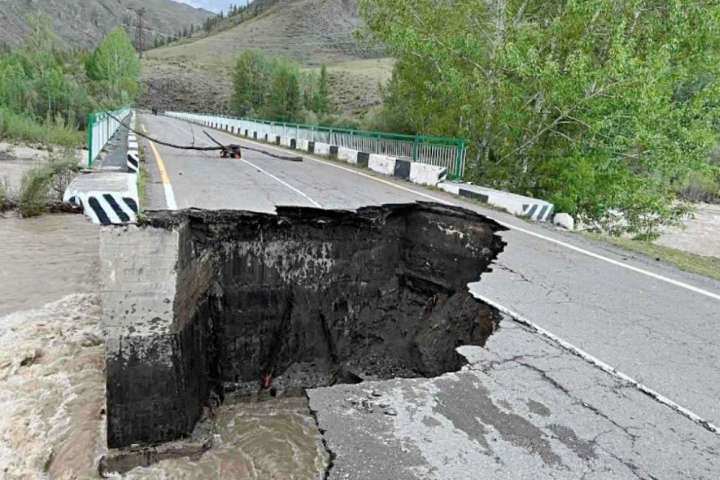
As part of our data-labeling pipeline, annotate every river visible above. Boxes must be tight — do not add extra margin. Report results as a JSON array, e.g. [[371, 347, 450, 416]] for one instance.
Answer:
[[0, 213, 328, 479]]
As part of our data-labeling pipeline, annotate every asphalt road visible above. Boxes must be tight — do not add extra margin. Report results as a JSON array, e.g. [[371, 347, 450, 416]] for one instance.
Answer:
[[139, 113, 720, 479]]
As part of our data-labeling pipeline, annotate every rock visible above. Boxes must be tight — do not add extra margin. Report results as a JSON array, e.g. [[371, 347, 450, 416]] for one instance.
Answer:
[[553, 213, 575, 230]]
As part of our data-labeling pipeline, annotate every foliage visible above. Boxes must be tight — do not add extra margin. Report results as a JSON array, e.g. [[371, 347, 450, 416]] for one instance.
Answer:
[[0, 178, 8, 210], [359, 0, 720, 234], [0, 107, 82, 148], [231, 51, 330, 122], [18, 154, 79, 217], [676, 168, 720, 204], [0, 16, 92, 130], [0, 16, 140, 148], [85, 28, 140, 108]]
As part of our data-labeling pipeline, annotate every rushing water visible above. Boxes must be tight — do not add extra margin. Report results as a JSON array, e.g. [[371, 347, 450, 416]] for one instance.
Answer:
[[118, 398, 328, 480], [0, 213, 328, 479], [0, 213, 100, 319]]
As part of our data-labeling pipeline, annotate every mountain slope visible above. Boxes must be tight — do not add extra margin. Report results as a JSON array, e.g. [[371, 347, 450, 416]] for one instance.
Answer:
[[0, 0, 213, 49], [141, 0, 390, 115], [145, 0, 380, 67]]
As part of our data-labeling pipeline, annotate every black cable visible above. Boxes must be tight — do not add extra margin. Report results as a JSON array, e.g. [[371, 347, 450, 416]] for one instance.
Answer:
[[107, 112, 303, 162]]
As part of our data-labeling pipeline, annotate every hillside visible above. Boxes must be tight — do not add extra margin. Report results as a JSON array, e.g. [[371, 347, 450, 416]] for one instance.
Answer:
[[0, 0, 213, 49], [140, 0, 391, 116]]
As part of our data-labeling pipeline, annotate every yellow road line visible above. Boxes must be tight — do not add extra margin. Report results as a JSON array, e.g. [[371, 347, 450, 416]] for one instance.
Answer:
[[142, 123, 177, 209]]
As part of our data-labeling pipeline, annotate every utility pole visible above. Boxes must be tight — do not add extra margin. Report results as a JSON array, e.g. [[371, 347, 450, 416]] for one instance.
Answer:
[[135, 8, 146, 57]]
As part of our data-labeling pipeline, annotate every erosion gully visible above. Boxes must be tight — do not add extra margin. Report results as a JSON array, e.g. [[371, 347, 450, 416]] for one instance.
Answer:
[[100, 202, 506, 477], [0, 202, 507, 478]]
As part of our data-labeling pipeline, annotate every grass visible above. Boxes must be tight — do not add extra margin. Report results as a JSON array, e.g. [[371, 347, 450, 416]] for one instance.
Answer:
[[138, 145, 148, 210], [0, 179, 8, 210], [18, 154, 79, 217], [585, 232, 720, 282], [0, 108, 83, 149]]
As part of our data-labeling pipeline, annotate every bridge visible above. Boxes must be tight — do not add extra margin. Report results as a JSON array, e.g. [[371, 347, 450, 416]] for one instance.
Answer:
[[72, 110, 720, 478]]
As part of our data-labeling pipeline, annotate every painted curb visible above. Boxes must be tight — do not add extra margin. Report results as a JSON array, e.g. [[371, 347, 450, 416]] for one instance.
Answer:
[[65, 111, 140, 225], [440, 182, 555, 222], [171, 113, 556, 223]]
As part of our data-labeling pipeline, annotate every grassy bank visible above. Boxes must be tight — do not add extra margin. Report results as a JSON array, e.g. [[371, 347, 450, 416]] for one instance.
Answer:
[[0, 109, 83, 149], [585, 233, 720, 282]]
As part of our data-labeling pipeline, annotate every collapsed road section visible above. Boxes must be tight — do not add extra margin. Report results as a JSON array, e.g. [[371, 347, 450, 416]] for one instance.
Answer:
[[100, 202, 506, 448]]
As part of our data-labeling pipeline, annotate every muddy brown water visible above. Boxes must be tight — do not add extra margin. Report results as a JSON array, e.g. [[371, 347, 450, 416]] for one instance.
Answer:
[[0, 213, 328, 479], [0, 213, 100, 318]]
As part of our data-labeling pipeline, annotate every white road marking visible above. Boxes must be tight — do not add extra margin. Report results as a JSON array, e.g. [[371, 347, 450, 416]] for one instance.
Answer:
[[259, 143, 720, 303], [166, 117, 720, 435], [475, 292, 720, 434], [242, 158, 322, 209]]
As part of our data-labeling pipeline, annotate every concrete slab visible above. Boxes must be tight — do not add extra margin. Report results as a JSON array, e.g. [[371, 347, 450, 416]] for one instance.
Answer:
[[440, 182, 554, 222], [66, 172, 132, 194], [308, 320, 720, 480]]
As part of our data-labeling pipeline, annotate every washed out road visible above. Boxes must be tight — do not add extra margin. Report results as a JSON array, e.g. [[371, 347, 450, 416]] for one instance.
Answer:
[[139, 113, 720, 479]]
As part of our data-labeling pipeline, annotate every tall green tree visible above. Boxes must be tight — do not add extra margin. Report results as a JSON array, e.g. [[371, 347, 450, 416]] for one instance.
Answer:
[[314, 64, 329, 114], [359, 0, 720, 232], [231, 50, 271, 115], [85, 27, 140, 107], [266, 62, 301, 121]]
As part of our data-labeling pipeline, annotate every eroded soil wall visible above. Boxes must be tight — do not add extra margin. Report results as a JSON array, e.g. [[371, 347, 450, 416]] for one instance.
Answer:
[[105, 203, 506, 447]]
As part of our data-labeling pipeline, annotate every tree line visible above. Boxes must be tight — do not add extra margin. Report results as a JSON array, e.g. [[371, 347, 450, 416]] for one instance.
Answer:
[[231, 50, 329, 123], [0, 15, 140, 146], [358, 0, 720, 234]]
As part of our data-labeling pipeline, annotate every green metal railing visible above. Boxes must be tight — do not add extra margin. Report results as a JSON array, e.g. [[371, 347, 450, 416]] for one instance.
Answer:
[[87, 107, 130, 167], [167, 112, 467, 178]]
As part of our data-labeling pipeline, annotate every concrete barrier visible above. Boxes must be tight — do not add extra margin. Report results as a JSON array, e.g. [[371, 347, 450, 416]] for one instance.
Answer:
[[65, 111, 140, 225], [368, 154, 396, 176], [338, 147, 359, 164], [409, 163, 448, 187], [315, 143, 331, 156], [439, 182, 555, 222], [127, 153, 139, 174], [180, 114, 556, 223], [393, 159, 412, 180]]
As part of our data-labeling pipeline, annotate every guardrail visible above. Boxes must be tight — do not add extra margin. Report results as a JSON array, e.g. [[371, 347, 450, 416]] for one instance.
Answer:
[[166, 112, 467, 179], [87, 107, 130, 167]]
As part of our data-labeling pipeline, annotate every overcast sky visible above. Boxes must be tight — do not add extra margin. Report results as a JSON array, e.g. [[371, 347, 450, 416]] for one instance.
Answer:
[[175, 0, 249, 14]]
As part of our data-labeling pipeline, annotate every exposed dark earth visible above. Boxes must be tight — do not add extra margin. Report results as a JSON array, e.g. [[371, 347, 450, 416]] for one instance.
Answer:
[[104, 202, 507, 454]]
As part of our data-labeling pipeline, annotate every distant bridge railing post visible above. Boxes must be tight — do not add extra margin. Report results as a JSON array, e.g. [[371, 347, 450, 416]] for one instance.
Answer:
[[165, 112, 467, 179]]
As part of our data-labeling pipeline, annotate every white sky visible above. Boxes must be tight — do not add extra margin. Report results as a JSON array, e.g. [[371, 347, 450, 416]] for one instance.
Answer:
[[174, 0, 249, 14]]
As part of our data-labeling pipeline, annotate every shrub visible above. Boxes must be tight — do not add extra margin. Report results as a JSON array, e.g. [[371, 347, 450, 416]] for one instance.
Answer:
[[677, 170, 720, 204], [18, 155, 79, 217], [0, 108, 82, 148]]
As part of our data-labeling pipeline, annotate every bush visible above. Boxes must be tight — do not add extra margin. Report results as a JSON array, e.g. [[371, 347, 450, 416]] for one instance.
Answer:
[[18, 155, 79, 217], [0, 108, 82, 148], [677, 170, 720, 204], [0, 179, 8, 210]]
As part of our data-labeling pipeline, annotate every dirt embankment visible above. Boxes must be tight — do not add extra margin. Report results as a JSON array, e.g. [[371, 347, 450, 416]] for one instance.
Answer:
[[139, 0, 390, 116]]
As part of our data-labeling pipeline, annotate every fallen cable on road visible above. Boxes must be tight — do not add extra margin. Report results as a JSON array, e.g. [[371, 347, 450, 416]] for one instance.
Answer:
[[106, 112, 303, 162]]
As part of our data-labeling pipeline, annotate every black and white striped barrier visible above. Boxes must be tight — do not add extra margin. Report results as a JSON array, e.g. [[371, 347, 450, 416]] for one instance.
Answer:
[[64, 111, 141, 225], [194, 116, 554, 222], [64, 174, 140, 225], [439, 183, 555, 222]]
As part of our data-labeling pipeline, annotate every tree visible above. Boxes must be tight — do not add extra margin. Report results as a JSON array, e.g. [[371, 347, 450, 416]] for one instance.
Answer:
[[85, 28, 140, 107], [314, 64, 329, 114], [359, 0, 720, 233], [232, 50, 271, 115]]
